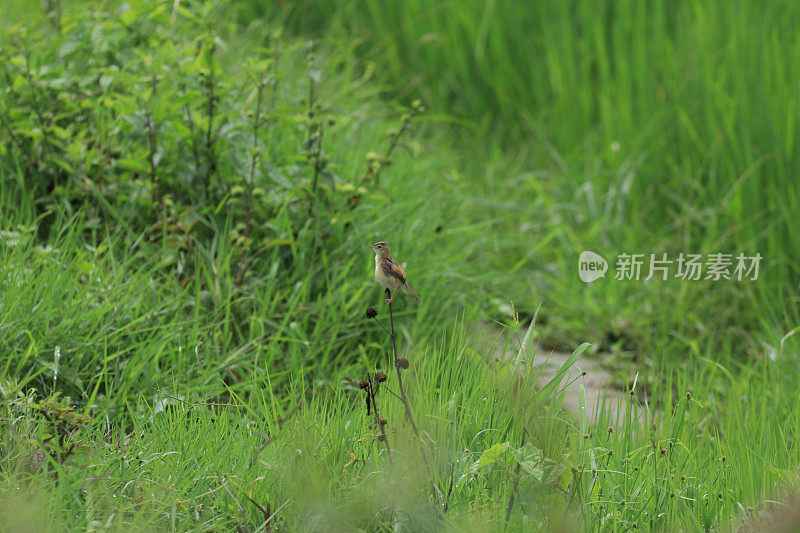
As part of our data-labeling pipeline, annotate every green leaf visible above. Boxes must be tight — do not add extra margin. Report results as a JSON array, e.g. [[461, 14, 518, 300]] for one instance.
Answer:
[[119, 7, 139, 26], [266, 164, 292, 188], [476, 441, 510, 468], [308, 68, 322, 84], [262, 239, 299, 250], [519, 460, 544, 480], [533, 342, 590, 403], [558, 462, 574, 490], [512, 443, 544, 480]]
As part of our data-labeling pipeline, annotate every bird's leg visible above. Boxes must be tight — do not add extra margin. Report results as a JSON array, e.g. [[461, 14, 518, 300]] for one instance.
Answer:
[[385, 286, 401, 305]]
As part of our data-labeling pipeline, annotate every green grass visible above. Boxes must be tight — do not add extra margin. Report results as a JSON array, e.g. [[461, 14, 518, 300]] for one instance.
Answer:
[[250, 0, 800, 361], [1, 0, 799, 531]]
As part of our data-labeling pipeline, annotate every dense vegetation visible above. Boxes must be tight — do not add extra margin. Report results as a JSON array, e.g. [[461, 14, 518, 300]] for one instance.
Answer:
[[1, 1, 798, 531]]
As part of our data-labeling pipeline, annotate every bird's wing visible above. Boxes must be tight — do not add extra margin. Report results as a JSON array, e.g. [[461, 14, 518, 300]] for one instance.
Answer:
[[381, 257, 407, 285]]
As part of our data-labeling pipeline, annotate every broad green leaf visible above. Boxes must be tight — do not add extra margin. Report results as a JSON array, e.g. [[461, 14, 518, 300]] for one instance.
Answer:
[[476, 441, 510, 468], [512, 443, 544, 479]]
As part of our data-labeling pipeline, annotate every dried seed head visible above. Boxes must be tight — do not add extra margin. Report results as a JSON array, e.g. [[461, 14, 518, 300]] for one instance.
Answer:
[[379, 418, 387, 426], [375, 373, 388, 383], [358, 380, 369, 390], [365, 307, 377, 319], [396, 358, 409, 369]]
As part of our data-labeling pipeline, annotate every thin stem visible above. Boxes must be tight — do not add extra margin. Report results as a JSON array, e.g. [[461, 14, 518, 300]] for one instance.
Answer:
[[367, 373, 392, 461], [309, 78, 320, 197], [202, 33, 217, 198], [146, 73, 159, 200], [370, 316, 392, 337], [22, 46, 48, 129], [219, 475, 249, 532], [305, 75, 324, 219], [388, 301, 417, 435], [367, 103, 422, 186], [443, 456, 456, 513], [182, 101, 202, 172], [504, 428, 527, 526], [368, 116, 408, 186], [46, 0, 62, 34], [387, 298, 440, 505], [237, 72, 268, 282]]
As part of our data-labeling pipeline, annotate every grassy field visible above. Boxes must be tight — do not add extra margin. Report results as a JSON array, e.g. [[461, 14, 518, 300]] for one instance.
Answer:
[[1, 0, 799, 531], [251, 0, 800, 358]]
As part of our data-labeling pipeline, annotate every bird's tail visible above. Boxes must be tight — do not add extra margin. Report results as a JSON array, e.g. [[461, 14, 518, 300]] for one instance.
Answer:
[[404, 283, 421, 302]]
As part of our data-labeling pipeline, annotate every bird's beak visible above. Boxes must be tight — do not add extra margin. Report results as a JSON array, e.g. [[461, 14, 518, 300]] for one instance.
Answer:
[[368, 244, 375, 248]]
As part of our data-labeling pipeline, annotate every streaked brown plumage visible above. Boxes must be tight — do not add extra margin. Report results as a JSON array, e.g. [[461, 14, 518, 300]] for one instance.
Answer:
[[369, 241, 420, 304]]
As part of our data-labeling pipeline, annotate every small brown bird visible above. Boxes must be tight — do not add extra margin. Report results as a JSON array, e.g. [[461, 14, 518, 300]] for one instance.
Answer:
[[369, 241, 421, 305]]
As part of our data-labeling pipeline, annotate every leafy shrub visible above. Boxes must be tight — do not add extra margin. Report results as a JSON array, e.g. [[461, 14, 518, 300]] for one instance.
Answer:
[[0, 0, 467, 406], [0, 0, 428, 296]]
